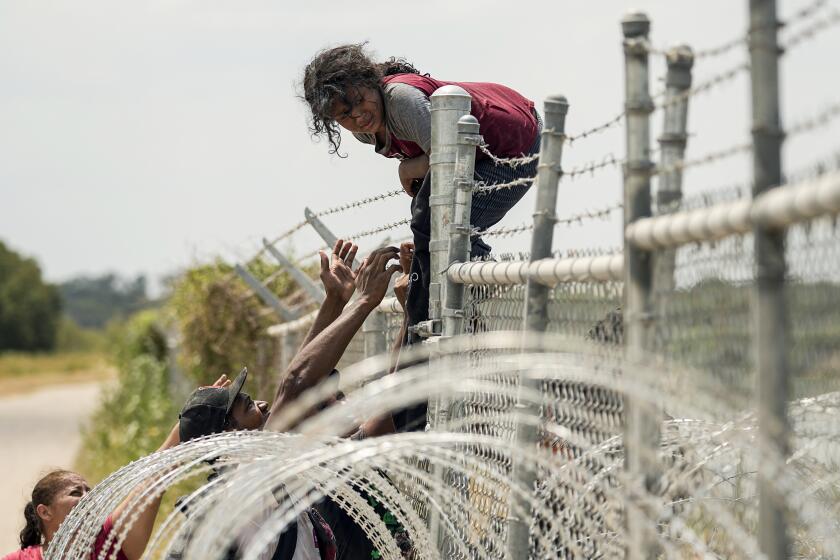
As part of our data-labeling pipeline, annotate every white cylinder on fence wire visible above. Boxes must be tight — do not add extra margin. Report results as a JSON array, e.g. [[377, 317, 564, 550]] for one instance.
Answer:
[[446, 255, 623, 286], [377, 297, 403, 314], [625, 169, 840, 250], [266, 310, 317, 337]]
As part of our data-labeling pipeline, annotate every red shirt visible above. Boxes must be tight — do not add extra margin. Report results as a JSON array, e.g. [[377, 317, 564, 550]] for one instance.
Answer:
[[380, 74, 538, 160], [1, 516, 128, 560]]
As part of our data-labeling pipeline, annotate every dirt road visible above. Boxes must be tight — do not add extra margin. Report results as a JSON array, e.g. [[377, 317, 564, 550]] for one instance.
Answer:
[[0, 381, 104, 553]]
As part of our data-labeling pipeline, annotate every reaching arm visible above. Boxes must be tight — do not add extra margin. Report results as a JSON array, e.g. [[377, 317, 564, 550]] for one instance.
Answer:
[[271, 247, 401, 417], [113, 375, 230, 560], [398, 155, 429, 197], [350, 242, 414, 440], [298, 240, 358, 349]]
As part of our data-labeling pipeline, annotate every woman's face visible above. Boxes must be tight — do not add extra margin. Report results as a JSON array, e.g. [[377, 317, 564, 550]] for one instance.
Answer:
[[38, 474, 90, 531], [329, 86, 384, 134]]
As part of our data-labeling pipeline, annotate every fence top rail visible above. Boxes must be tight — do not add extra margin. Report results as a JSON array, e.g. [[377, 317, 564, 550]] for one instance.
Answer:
[[626, 169, 840, 250], [446, 254, 623, 286]]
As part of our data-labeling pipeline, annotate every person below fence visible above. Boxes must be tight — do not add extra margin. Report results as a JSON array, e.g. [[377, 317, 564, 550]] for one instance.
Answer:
[[301, 43, 542, 367], [176, 241, 410, 560], [2, 420, 185, 560]]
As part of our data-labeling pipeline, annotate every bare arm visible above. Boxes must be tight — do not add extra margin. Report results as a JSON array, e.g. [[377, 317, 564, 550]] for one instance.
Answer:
[[115, 375, 230, 560], [398, 155, 429, 197], [351, 242, 414, 439], [271, 247, 401, 416]]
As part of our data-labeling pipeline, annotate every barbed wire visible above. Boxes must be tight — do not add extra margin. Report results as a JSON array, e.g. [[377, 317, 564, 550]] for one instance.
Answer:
[[782, 8, 840, 50], [343, 218, 412, 241], [788, 100, 840, 137], [643, 0, 829, 59], [311, 189, 405, 219], [656, 141, 752, 176], [657, 61, 750, 108], [472, 177, 535, 195], [477, 144, 540, 167], [561, 154, 625, 181], [475, 203, 624, 238], [566, 112, 625, 146]]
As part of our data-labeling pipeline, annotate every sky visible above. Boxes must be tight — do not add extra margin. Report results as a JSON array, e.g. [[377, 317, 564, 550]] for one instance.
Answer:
[[1, 0, 838, 294]]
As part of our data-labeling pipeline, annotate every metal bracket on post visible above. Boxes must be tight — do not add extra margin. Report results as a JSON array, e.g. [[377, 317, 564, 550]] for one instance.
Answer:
[[262, 239, 326, 304], [233, 264, 298, 322], [621, 12, 662, 560], [506, 94, 569, 560], [304, 207, 361, 269]]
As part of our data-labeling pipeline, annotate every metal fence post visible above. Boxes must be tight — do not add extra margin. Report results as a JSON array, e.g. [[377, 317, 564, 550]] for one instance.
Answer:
[[506, 95, 569, 559], [749, 1, 789, 558], [304, 207, 361, 269], [262, 239, 326, 304], [426, 85, 471, 554], [621, 12, 661, 560], [428, 86, 472, 335], [233, 264, 298, 322], [655, 47, 694, 297], [442, 114, 480, 338]]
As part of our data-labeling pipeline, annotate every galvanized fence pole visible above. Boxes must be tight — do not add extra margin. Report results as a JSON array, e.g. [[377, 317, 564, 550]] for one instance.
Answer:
[[442, 114, 480, 339], [749, 1, 790, 558], [426, 85, 471, 553], [304, 207, 361, 269], [233, 264, 298, 322], [427, 86, 472, 336], [621, 12, 661, 560], [506, 95, 569, 559], [655, 46, 694, 296], [262, 239, 326, 304]]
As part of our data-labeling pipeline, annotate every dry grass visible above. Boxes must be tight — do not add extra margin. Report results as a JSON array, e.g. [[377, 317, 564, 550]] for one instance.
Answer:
[[0, 351, 115, 395]]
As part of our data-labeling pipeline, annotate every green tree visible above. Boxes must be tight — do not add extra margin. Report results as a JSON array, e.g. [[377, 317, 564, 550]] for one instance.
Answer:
[[0, 240, 61, 351], [59, 273, 149, 328]]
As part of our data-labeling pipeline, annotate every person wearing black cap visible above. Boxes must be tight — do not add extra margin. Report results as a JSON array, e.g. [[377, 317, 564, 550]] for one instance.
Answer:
[[176, 241, 404, 560], [178, 367, 270, 442]]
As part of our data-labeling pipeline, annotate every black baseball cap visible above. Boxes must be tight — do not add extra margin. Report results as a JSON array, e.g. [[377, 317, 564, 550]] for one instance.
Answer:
[[179, 367, 248, 442]]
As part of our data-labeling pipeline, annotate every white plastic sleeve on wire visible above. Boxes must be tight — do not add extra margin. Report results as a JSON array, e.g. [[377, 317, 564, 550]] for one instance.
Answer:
[[266, 310, 318, 337], [377, 297, 404, 314], [626, 169, 840, 250], [446, 255, 623, 286]]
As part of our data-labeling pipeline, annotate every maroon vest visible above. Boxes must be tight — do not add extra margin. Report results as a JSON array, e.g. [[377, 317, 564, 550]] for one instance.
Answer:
[[380, 74, 538, 160]]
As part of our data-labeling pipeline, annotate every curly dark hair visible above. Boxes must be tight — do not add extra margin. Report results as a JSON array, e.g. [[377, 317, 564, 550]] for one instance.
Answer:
[[302, 43, 423, 157]]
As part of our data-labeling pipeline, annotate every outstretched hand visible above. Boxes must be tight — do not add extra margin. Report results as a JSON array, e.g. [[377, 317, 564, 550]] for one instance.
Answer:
[[319, 239, 358, 304], [394, 241, 414, 310], [355, 246, 401, 310]]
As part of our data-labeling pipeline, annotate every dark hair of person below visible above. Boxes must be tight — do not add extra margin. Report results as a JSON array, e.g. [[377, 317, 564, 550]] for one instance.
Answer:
[[19, 469, 76, 549], [301, 42, 425, 157]]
